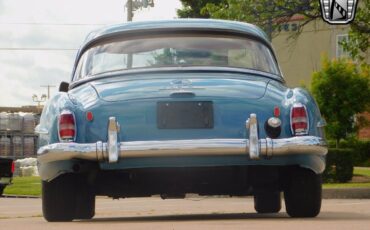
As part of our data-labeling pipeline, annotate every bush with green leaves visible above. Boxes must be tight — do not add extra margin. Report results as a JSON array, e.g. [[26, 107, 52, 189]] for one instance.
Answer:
[[311, 57, 370, 147], [323, 148, 354, 183], [328, 138, 370, 166]]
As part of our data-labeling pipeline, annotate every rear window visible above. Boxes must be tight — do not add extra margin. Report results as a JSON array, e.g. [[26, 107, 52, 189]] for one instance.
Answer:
[[74, 34, 280, 80]]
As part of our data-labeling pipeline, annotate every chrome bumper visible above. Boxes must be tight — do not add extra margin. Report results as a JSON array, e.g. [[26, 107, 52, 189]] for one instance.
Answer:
[[0, 177, 12, 185], [37, 114, 327, 164]]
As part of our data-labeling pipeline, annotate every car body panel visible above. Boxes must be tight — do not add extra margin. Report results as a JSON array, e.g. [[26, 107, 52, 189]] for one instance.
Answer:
[[37, 19, 327, 182]]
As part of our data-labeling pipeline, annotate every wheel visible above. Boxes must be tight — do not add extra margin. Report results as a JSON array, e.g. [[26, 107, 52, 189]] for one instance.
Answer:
[[42, 174, 95, 222], [284, 168, 322, 218], [74, 176, 95, 220], [254, 191, 281, 213]]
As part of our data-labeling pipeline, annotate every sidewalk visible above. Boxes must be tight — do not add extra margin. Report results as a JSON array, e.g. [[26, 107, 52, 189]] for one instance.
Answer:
[[323, 188, 370, 199]]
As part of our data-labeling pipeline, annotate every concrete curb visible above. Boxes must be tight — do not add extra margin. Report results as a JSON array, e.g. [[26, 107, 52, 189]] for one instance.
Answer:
[[2, 188, 370, 199], [1, 194, 40, 199], [323, 188, 370, 199]]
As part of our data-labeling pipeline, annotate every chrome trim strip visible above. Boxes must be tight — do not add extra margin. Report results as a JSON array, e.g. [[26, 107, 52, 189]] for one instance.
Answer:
[[37, 136, 327, 164]]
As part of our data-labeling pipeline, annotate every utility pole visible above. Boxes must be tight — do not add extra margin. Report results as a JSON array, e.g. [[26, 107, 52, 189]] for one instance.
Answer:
[[127, 0, 133, 21], [125, 0, 154, 22], [125, 0, 154, 68], [40, 85, 56, 99]]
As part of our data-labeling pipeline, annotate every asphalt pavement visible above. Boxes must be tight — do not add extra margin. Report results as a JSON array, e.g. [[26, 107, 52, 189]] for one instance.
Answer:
[[0, 197, 369, 230]]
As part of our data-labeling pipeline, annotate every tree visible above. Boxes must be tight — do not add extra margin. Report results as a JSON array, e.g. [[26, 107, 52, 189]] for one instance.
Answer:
[[177, 0, 369, 61], [311, 56, 370, 147], [177, 0, 224, 18], [341, 0, 370, 62]]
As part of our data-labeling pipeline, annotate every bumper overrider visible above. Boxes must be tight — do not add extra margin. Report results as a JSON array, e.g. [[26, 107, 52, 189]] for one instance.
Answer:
[[37, 114, 327, 164]]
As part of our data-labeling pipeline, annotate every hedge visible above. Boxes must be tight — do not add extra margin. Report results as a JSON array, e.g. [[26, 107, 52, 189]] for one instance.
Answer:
[[323, 148, 354, 183], [327, 139, 370, 167]]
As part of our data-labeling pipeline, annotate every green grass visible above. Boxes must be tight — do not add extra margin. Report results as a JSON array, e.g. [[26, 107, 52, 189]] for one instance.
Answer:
[[3, 176, 41, 196], [323, 182, 370, 188], [2, 168, 370, 196], [354, 167, 370, 177]]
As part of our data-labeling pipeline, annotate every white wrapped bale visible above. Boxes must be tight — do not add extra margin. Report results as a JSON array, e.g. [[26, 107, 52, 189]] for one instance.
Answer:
[[16, 157, 37, 167], [20, 166, 39, 177], [15, 158, 38, 177]]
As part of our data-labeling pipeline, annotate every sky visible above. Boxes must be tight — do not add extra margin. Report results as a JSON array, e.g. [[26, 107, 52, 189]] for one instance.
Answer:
[[0, 0, 182, 106]]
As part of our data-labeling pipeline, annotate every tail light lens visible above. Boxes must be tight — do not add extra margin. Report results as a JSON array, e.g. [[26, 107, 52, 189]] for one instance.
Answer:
[[58, 110, 76, 142], [291, 103, 309, 136], [11, 161, 15, 174]]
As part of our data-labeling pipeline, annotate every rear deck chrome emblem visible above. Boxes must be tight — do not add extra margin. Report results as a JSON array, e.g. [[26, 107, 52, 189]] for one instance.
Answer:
[[319, 0, 358, 24]]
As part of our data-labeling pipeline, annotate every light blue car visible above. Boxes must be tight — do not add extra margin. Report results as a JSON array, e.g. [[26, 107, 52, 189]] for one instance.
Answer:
[[36, 19, 327, 221]]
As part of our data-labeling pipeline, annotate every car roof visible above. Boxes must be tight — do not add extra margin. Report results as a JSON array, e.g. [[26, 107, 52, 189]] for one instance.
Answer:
[[80, 19, 270, 50], [71, 19, 280, 82]]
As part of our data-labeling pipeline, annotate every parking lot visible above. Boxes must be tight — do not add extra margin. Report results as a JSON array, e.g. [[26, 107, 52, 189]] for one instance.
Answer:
[[0, 197, 369, 230]]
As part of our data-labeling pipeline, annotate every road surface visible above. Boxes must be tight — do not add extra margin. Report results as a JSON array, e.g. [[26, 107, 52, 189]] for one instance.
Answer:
[[0, 197, 369, 229]]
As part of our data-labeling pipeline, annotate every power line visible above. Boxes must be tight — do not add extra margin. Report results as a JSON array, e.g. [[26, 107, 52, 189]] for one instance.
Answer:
[[0, 22, 106, 26], [40, 85, 56, 99], [0, 48, 78, 51]]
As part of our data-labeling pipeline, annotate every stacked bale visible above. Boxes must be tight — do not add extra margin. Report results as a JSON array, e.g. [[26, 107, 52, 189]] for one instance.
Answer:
[[12, 136, 23, 157], [0, 137, 11, 156], [1, 113, 38, 158], [0, 112, 9, 130], [23, 137, 35, 157], [22, 113, 35, 134], [8, 113, 22, 131]]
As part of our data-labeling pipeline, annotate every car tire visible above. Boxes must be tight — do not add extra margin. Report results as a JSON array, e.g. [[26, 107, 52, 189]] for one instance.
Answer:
[[42, 174, 95, 222], [254, 191, 281, 213], [284, 168, 322, 218], [74, 176, 95, 220]]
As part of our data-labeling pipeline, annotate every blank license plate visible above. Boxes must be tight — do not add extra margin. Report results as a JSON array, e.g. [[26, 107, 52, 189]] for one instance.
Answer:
[[157, 101, 214, 129]]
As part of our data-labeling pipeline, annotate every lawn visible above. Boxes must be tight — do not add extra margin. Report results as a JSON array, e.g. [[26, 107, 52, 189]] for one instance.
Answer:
[[354, 167, 370, 177], [3, 176, 41, 196], [3, 167, 370, 196], [323, 182, 370, 188]]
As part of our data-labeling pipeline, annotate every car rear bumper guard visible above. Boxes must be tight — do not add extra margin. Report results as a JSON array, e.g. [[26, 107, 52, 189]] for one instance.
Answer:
[[37, 114, 328, 164]]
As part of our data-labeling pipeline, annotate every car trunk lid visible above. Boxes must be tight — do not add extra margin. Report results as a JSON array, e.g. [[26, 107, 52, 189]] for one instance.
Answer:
[[90, 73, 269, 102]]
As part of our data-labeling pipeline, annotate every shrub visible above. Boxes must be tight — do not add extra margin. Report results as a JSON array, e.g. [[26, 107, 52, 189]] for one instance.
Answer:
[[327, 139, 370, 166], [323, 148, 354, 183], [311, 57, 370, 146]]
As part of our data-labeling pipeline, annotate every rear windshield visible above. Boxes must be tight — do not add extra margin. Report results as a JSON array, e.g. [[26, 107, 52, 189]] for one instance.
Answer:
[[74, 34, 280, 80]]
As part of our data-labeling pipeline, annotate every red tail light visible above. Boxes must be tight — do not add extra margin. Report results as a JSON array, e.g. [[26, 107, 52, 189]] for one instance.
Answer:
[[291, 103, 308, 136], [58, 110, 76, 141], [11, 161, 15, 173]]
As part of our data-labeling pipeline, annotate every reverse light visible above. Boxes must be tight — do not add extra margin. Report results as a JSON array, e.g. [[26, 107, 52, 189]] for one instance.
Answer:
[[290, 103, 309, 136], [58, 110, 76, 142]]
